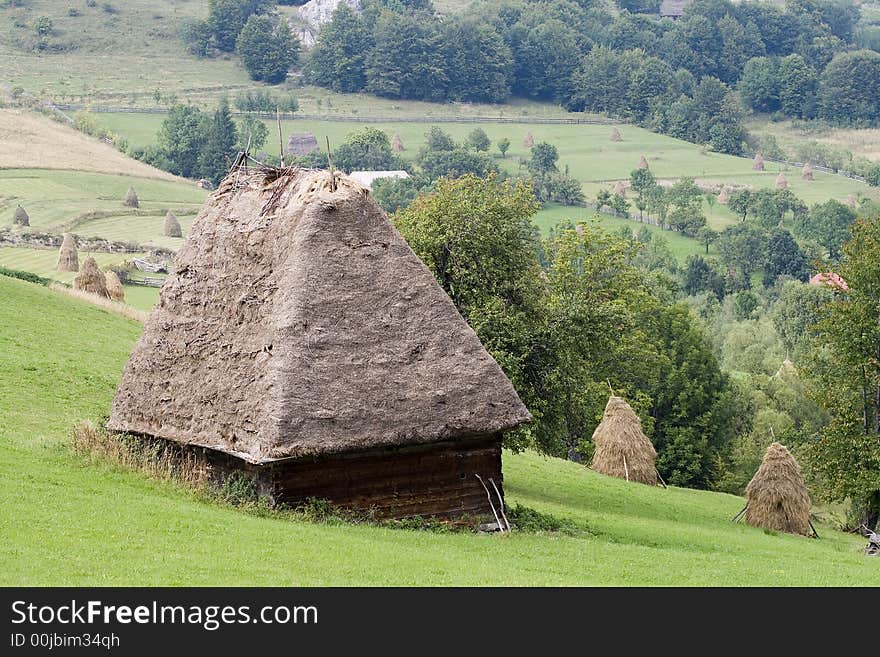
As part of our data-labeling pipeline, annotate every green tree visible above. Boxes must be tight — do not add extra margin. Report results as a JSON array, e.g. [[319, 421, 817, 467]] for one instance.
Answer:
[[157, 104, 208, 179], [772, 279, 831, 357], [796, 199, 857, 260], [818, 50, 880, 125], [209, 0, 272, 52], [236, 15, 300, 84], [442, 18, 513, 103], [419, 148, 497, 179], [198, 98, 238, 185], [497, 137, 511, 158], [236, 115, 268, 153], [778, 54, 817, 118], [528, 142, 559, 175], [738, 56, 779, 113], [512, 19, 581, 101], [763, 228, 809, 287], [717, 222, 767, 289], [423, 126, 455, 153], [304, 4, 371, 93], [466, 127, 491, 152]]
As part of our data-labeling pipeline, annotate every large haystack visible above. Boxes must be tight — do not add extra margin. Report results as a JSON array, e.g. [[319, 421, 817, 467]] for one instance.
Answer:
[[717, 187, 729, 205], [391, 133, 404, 153], [638, 154, 649, 169], [776, 172, 788, 189], [105, 270, 125, 301], [610, 127, 622, 142], [13, 205, 29, 226], [74, 257, 110, 298], [124, 186, 139, 208], [108, 166, 530, 518], [591, 396, 658, 485], [163, 211, 182, 237], [56, 233, 79, 272], [753, 153, 765, 171], [744, 442, 812, 536], [523, 131, 534, 148]]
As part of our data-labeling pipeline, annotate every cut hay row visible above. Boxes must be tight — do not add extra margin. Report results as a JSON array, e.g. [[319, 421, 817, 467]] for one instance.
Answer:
[[48, 282, 147, 323]]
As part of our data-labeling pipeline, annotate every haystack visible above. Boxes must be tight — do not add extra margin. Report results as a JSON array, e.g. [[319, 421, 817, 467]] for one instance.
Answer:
[[846, 193, 857, 209], [107, 166, 531, 520], [56, 233, 79, 272], [638, 154, 649, 169], [74, 257, 110, 298], [774, 358, 796, 379], [612, 181, 628, 197], [285, 133, 319, 158], [775, 172, 788, 190], [163, 211, 182, 238], [802, 163, 814, 181], [753, 153, 765, 171], [391, 133, 404, 153], [744, 442, 812, 536], [104, 270, 125, 301], [610, 127, 622, 142], [124, 186, 139, 208], [717, 187, 729, 205], [13, 205, 29, 226], [591, 396, 658, 485], [523, 131, 534, 148]]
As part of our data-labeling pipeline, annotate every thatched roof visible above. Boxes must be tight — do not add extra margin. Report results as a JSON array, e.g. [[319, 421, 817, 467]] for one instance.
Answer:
[[753, 153, 765, 171], [13, 205, 29, 226], [74, 257, 109, 298], [775, 172, 788, 189], [285, 133, 319, 157], [809, 272, 848, 291], [744, 442, 812, 536], [802, 163, 814, 180], [609, 128, 622, 142], [105, 270, 125, 301], [638, 154, 649, 169], [56, 232, 79, 272], [108, 167, 531, 464], [591, 396, 658, 485], [163, 211, 182, 238]]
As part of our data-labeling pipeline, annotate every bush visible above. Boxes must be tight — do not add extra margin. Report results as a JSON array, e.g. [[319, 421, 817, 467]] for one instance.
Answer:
[[33, 16, 52, 36], [0, 266, 49, 286]]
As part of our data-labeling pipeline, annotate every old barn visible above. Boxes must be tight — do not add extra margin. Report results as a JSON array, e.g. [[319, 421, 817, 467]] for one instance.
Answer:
[[107, 166, 531, 520]]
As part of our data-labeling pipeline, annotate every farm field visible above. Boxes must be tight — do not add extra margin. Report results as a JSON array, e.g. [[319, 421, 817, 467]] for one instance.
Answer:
[[1, 274, 877, 586], [94, 111, 877, 232]]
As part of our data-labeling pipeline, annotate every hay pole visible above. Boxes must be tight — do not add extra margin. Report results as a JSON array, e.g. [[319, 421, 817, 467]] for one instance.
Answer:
[[808, 519, 820, 539], [655, 468, 667, 489], [489, 478, 510, 532], [731, 504, 748, 523], [623, 455, 629, 481], [475, 474, 504, 533], [276, 107, 285, 168], [326, 136, 337, 192]]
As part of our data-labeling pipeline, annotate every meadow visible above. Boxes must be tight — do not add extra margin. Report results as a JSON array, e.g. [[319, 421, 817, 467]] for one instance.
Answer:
[[1, 274, 876, 586]]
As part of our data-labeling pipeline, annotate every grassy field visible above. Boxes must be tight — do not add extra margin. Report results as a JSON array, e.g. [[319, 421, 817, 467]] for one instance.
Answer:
[[1, 274, 877, 586], [748, 114, 880, 163], [95, 112, 877, 233], [0, 247, 160, 311]]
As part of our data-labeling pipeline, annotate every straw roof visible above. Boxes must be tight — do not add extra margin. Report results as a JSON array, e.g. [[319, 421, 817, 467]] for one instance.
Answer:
[[163, 211, 182, 237], [744, 442, 812, 536], [74, 257, 110, 298], [591, 396, 658, 485], [285, 133, 319, 157], [56, 232, 79, 272], [753, 153, 765, 171], [775, 172, 788, 189], [717, 187, 729, 205], [609, 128, 622, 142], [105, 270, 125, 301], [638, 154, 649, 169], [802, 163, 814, 180], [108, 167, 531, 463], [391, 133, 404, 152], [13, 205, 29, 226]]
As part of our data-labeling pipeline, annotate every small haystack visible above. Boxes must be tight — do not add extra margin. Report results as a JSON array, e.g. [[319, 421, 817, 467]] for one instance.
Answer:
[[104, 270, 125, 301], [610, 127, 622, 142], [591, 396, 659, 485], [612, 181, 628, 198], [717, 187, 729, 205], [391, 133, 404, 153], [56, 233, 79, 272], [163, 211, 182, 238], [846, 193, 857, 209], [743, 442, 813, 536], [776, 172, 788, 190], [753, 153, 765, 171], [523, 131, 534, 148], [13, 205, 29, 226], [285, 133, 319, 158], [124, 186, 139, 208], [774, 358, 796, 379], [197, 178, 214, 190], [74, 257, 110, 298], [638, 154, 649, 169], [802, 163, 814, 181]]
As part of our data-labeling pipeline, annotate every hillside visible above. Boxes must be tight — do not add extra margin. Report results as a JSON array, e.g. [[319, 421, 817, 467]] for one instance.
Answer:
[[0, 274, 875, 586]]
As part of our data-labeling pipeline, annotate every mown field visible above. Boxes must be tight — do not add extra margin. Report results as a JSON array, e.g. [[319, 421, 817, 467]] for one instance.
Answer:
[[94, 111, 877, 233], [0, 274, 876, 586]]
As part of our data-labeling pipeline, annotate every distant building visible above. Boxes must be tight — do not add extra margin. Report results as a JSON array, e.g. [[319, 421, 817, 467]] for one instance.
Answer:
[[809, 272, 849, 292], [660, 0, 692, 19], [348, 170, 410, 189], [285, 133, 320, 158]]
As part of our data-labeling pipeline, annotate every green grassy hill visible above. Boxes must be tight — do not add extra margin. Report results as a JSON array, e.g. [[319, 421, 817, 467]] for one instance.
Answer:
[[1, 274, 876, 586]]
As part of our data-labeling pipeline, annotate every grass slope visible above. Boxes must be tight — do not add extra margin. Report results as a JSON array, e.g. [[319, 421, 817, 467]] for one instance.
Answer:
[[1, 275, 876, 586]]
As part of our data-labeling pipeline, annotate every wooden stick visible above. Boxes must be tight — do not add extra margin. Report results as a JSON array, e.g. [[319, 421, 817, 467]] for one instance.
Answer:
[[475, 474, 504, 532], [731, 505, 748, 522], [809, 519, 820, 539], [489, 478, 510, 532], [623, 455, 629, 481], [326, 136, 336, 192], [655, 468, 667, 489], [276, 107, 285, 168]]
